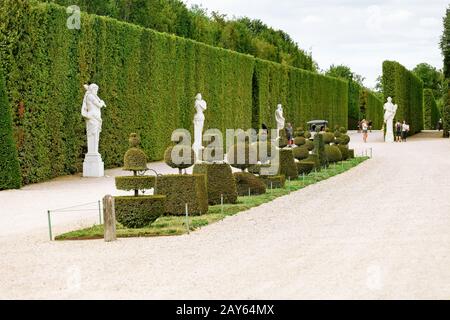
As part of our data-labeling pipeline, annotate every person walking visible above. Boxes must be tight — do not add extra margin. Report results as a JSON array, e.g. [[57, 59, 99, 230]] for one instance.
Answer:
[[395, 120, 402, 142], [362, 119, 369, 143], [285, 122, 294, 147], [401, 120, 410, 142]]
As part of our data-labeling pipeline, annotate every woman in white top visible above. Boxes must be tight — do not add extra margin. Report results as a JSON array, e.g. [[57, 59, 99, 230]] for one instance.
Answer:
[[401, 121, 410, 142], [362, 119, 369, 143]]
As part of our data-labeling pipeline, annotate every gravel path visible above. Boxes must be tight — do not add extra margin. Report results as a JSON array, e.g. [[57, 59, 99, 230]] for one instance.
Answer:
[[1, 131, 450, 299]]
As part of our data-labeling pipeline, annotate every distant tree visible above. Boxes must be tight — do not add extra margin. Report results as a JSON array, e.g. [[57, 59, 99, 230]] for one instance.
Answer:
[[441, 5, 450, 137], [413, 63, 444, 100], [325, 64, 365, 86]]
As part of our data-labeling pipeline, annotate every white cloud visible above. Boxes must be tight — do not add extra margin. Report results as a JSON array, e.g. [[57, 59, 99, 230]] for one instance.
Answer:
[[184, 0, 448, 88]]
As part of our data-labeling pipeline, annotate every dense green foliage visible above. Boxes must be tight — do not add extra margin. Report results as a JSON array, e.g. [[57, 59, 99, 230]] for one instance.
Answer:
[[441, 7, 450, 137], [382, 61, 424, 134], [115, 176, 155, 192], [115, 195, 165, 228], [443, 85, 450, 137], [413, 63, 444, 102], [360, 89, 384, 130], [0, 1, 351, 185], [233, 172, 266, 196], [193, 163, 238, 205], [164, 145, 195, 174], [297, 161, 314, 175], [277, 149, 298, 179], [40, 0, 313, 70], [0, 68, 21, 190], [156, 174, 208, 215], [324, 145, 342, 163], [253, 59, 348, 130], [259, 175, 286, 189], [423, 89, 440, 130]]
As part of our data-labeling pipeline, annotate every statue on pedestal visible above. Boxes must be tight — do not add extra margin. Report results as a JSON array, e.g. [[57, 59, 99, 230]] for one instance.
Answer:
[[383, 97, 398, 143], [275, 104, 285, 141], [81, 84, 106, 177], [192, 93, 207, 162]]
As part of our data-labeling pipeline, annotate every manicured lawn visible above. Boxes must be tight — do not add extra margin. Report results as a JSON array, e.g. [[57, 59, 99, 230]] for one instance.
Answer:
[[55, 157, 368, 241]]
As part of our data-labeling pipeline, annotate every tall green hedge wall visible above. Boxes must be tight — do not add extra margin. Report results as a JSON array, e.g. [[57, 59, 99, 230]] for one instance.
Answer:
[[253, 59, 348, 130], [423, 89, 440, 130], [0, 0, 349, 186], [0, 68, 22, 190], [347, 81, 361, 129], [359, 89, 383, 130], [382, 60, 424, 134]]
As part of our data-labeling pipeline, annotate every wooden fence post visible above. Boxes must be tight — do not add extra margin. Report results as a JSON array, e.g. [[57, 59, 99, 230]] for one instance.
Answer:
[[103, 195, 116, 242]]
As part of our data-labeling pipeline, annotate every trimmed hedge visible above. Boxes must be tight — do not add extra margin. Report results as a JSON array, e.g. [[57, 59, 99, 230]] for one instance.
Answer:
[[278, 149, 298, 179], [0, 68, 21, 190], [193, 163, 237, 205], [348, 80, 362, 129], [115, 195, 165, 229], [0, 1, 352, 185], [360, 89, 384, 130], [382, 61, 424, 134], [324, 145, 342, 163], [297, 161, 315, 175], [259, 175, 286, 189], [156, 174, 208, 216], [252, 59, 348, 130], [115, 176, 156, 192], [312, 133, 326, 168], [234, 172, 266, 196], [423, 89, 440, 130]]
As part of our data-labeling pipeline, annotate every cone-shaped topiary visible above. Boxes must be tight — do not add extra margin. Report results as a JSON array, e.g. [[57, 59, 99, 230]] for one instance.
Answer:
[[313, 133, 327, 168], [292, 146, 309, 161], [234, 172, 266, 196]]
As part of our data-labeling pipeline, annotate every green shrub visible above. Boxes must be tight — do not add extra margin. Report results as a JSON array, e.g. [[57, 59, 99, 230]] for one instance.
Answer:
[[306, 154, 320, 170], [423, 89, 440, 130], [259, 175, 286, 189], [234, 172, 266, 196], [360, 89, 384, 130], [294, 127, 305, 137], [297, 161, 315, 175], [115, 176, 156, 192], [348, 149, 355, 159], [383, 60, 424, 134], [278, 129, 288, 148], [294, 136, 306, 146], [156, 174, 208, 216], [313, 133, 326, 168], [115, 195, 166, 229], [337, 145, 349, 160], [193, 163, 237, 205], [304, 132, 312, 139], [164, 145, 195, 174], [304, 140, 314, 151], [277, 149, 298, 179], [123, 148, 149, 172], [0, 68, 21, 190], [292, 146, 309, 160], [325, 145, 342, 163], [322, 132, 335, 144]]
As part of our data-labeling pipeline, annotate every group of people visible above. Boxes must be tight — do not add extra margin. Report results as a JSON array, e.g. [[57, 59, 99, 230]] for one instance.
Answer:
[[394, 120, 410, 142]]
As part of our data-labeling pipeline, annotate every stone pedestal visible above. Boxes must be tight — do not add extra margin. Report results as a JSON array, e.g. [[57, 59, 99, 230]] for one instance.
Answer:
[[385, 119, 394, 143], [83, 153, 104, 177]]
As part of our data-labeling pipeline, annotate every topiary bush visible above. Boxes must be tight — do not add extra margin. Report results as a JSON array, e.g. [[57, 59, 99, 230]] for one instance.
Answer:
[[297, 161, 315, 175], [234, 172, 266, 196], [115, 195, 166, 229], [277, 149, 298, 179], [337, 145, 349, 160], [313, 132, 326, 168], [306, 154, 320, 170], [304, 139, 314, 151], [259, 175, 286, 189], [292, 146, 310, 161], [322, 132, 335, 144], [164, 145, 196, 174], [294, 136, 306, 146], [348, 149, 355, 159], [0, 68, 21, 190], [115, 176, 156, 192], [193, 163, 237, 205], [325, 145, 343, 163], [156, 174, 208, 216], [278, 129, 289, 148]]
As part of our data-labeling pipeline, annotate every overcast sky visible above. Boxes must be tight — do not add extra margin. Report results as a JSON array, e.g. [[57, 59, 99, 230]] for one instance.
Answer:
[[184, 0, 448, 88]]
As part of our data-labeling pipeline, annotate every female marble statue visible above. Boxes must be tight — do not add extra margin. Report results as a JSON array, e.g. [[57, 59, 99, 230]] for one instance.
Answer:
[[81, 84, 106, 154], [275, 104, 285, 140], [383, 97, 398, 143], [192, 93, 207, 162]]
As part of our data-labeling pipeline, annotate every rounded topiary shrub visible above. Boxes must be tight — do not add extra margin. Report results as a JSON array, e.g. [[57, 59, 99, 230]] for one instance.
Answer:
[[234, 172, 266, 196], [164, 145, 196, 173], [115, 195, 166, 228], [304, 131, 312, 139], [259, 175, 286, 189], [156, 174, 208, 215], [294, 127, 305, 137], [304, 139, 314, 151], [348, 149, 355, 159], [294, 136, 306, 146], [115, 176, 156, 191], [277, 149, 298, 179], [292, 146, 309, 161], [227, 143, 255, 172], [306, 154, 320, 170], [339, 127, 348, 134], [325, 145, 343, 163], [322, 132, 335, 144], [124, 148, 148, 172], [338, 145, 349, 160], [297, 161, 315, 175], [193, 163, 237, 205]]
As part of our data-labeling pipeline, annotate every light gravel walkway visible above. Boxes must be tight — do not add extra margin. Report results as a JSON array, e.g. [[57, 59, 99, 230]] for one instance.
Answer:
[[1, 131, 450, 299]]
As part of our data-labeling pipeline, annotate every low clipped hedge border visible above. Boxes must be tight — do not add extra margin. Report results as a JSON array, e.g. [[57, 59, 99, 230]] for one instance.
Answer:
[[115, 176, 156, 192], [115, 195, 166, 229]]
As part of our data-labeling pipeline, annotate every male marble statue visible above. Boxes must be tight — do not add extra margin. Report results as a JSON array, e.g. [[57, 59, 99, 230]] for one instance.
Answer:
[[81, 83, 106, 177], [275, 104, 285, 141], [192, 93, 207, 162], [383, 97, 398, 143]]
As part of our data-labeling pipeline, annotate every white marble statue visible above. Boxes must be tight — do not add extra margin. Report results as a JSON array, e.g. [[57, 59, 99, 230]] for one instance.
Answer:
[[192, 93, 207, 162], [81, 84, 106, 177], [383, 97, 398, 143], [275, 104, 285, 141]]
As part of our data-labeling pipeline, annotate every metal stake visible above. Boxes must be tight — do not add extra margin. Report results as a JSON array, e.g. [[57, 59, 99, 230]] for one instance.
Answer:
[[185, 203, 190, 235], [221, 194, 224, 215], [248, 188, 251, 197], [47, 210, 53, 241], [98, 200, 102, 225]]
